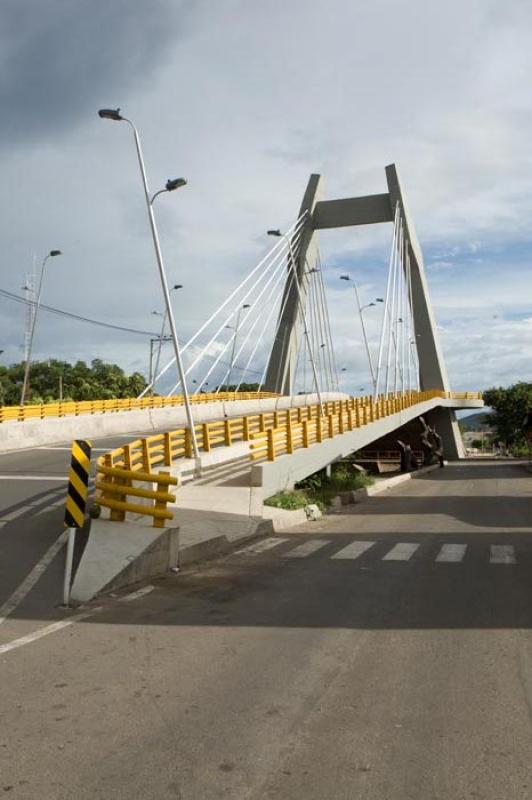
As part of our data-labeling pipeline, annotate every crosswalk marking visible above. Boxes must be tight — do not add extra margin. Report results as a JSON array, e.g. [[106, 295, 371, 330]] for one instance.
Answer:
[[436, 544, 467, 563], [490, 545, 516, 564], [232, 539, 520, 565], [285, 539, 330, 558], [331, 541, 375, 560], [234, 537, 289, 556], [382, 543, 419, 561]]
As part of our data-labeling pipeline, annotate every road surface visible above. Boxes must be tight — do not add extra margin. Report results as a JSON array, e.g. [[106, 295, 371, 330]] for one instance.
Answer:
[[1, 459, 532, 799]]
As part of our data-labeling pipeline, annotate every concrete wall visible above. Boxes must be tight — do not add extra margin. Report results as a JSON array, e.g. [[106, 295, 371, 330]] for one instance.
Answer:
[[0, 392, 348, 453]]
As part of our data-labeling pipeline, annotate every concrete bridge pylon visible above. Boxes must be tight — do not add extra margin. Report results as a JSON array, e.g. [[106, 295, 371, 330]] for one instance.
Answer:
[[263, 164, 465, 459]]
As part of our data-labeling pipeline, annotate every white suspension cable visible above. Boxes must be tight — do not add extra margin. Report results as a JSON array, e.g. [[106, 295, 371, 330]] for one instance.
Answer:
[[375, 203, 399, 399], [235, 268, 292, 391], [316, 252, 339, 391], [257, 267, 297, 392], [139, 212, 307, 397], [166, 224, 306, 396], [189, 242, 298, 395], [217, 260, 291, 393]]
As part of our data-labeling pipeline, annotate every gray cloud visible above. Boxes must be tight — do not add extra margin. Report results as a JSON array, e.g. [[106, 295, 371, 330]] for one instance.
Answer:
[[0, 0, 189, 147]]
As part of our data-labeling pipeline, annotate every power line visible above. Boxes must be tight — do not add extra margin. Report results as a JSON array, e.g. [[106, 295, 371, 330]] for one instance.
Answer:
[[0, 287, 159, 337]]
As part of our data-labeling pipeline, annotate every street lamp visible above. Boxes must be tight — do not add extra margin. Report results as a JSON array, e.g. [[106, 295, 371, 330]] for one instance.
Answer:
[[20, 249, 62, 404], [98, 108, 200, 462], [225, 303, 250, 389], [267, 229, 324, 414], [339, 274, 379, 395]]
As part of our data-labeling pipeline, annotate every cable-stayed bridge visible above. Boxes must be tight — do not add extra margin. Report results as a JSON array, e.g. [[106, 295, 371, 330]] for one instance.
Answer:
[[0, 164, 482, 509]]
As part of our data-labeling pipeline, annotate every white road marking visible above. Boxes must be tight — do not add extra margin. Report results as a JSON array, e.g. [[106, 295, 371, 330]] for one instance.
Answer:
[[331, 541, 375, 560], [285, 539, 329, 558], [0, 475, 67, 481], [0, 530, 68, 626], [490, 545, 516, 564], [234, 537, 289, 555], [0, 608, 102, 657], [383, 543, 420, 561], [0, 506, 31, 522], [119, 585, 155, 602], [436, 544, 467, 563]]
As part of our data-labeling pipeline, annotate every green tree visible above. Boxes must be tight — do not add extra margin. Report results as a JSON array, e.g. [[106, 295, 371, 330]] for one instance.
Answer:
[[0, 360, 148, 405], [483, 382, 532, 446]]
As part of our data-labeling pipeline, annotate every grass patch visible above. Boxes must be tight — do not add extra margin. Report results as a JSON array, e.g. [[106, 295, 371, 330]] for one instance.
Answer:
[[264, 465, 374, 511], [263, 489, 310, 510]]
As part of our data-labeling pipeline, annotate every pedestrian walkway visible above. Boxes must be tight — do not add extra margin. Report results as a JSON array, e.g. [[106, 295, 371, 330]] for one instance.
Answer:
[[232, 536, 522, 565]]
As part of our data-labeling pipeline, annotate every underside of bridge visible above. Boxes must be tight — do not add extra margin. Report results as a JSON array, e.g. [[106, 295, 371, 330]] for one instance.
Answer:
[[263, 164, 465, 459]]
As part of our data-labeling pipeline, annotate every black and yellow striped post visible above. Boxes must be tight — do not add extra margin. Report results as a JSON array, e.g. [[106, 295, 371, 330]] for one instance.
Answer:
[[63, 439, 91, 606]]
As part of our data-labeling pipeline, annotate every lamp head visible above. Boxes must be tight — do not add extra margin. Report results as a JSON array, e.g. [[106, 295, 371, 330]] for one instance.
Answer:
[[50, 250, 62, 257], [166, 178, 187, 192], [172, 284, 183, 290], [340, 274, 351, 281], [98, 108, 123, 121]]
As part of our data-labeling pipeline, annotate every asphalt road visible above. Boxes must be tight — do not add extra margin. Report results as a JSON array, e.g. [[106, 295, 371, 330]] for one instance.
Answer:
[[2, 459, 532, 799]]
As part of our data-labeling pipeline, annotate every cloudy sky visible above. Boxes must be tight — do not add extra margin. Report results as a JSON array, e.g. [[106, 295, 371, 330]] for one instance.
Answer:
[[1, 0, 531, 396]]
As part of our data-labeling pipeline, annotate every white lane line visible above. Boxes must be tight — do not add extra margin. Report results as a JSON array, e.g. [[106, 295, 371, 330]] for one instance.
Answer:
[[0, 506, 31, 522], [285, 539, 329, 558], [436, 544, 467, 563], [490, 545, 516, 564], [331, 541, 375, 560], [0, 608, 102, 657], [119, 585, 155, 602], [383, 543, 420, 561], [0, 530, 68, 626], [234, 537, 289, 555], [0, 475, 67, 481]]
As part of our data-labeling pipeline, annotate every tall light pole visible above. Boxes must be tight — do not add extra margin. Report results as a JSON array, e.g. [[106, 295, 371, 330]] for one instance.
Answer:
[[98, 108, 199, 462], [267, 229, 324, 414], [20, 249, 62, 405], [340, 274, 382, 396], [225, 303, 250, 389]]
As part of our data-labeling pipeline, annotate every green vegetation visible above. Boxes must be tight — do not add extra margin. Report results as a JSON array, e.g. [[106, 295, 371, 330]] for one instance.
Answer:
[[264, 464, 374, 511], [0, 359, 147, 405], [215, 382, 260, 392], [483, 382, 532, 447]]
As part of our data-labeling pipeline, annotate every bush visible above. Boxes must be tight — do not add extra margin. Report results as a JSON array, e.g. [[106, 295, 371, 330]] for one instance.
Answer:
[[264, 464, 374, 512]]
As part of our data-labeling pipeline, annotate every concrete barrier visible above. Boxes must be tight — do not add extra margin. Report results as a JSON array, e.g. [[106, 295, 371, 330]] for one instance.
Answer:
[[0, 392, 347, 453]]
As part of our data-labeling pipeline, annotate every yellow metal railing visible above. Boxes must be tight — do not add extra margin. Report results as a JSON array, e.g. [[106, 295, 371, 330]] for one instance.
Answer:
[[0, 391, 278, 424], [249, 390, 483, 462], [95, 464, 178, 528], [93, 388, 482, 523]]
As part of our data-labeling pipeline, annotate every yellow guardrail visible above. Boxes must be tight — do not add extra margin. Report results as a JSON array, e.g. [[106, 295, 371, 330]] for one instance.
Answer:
[[249, 390, 483, 462], [93, 388, 482, 523], [0, 391, 278, 424]]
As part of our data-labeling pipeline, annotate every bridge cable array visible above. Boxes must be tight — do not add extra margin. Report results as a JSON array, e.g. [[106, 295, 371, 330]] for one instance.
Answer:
[[374, 203, 420, 399], [140, 211, 310, 397]]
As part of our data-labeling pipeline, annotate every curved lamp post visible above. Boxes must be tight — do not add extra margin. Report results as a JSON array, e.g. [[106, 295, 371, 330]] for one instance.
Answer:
[[20, 249, 62, 405], [98, 108, 199, 461]]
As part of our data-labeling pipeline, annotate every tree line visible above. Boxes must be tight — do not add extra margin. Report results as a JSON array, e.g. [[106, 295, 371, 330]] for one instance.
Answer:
[[482, 382, 532, 450], [0, 359, 147, 405]]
